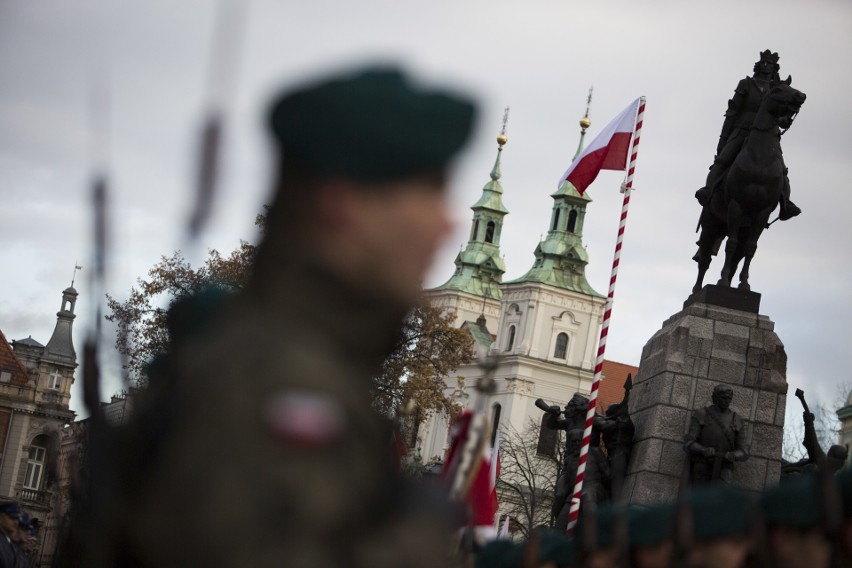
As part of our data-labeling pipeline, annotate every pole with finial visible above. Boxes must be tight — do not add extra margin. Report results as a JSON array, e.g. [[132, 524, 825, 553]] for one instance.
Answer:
[[71, 263, 82, 287], [566, 96, 646, 534]]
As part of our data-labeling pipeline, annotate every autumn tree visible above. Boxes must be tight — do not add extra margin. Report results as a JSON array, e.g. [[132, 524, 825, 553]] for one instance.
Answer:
[[106, 228, 473, 418], [372, 304, 474, 420], [496, 420, 564, 539], [105, 242, 256, 381]]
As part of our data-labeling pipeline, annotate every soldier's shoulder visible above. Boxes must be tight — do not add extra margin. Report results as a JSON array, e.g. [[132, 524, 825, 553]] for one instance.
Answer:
[[692, 406, 709, 424]]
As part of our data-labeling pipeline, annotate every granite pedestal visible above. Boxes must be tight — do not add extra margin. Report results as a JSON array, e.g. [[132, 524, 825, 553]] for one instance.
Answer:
[[622, 286, 788, 505]]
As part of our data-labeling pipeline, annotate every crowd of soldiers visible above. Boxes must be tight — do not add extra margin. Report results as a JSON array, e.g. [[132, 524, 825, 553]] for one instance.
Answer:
[[476, 468, 852, 568], [0, 501, 39, 568]]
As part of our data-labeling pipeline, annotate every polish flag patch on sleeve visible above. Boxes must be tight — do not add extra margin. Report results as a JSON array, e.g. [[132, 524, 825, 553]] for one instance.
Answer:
[[263, 390, 345, 447]]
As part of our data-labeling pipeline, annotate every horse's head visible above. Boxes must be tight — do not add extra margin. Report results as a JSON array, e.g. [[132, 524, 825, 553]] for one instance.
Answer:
[[765, 76, 806, 130]]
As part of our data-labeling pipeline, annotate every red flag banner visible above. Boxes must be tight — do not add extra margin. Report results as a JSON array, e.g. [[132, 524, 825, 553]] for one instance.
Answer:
[[558, 98, 640, 194]]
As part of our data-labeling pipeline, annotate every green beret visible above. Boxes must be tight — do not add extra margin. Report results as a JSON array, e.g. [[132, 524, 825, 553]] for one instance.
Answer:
[[476, 539, 518, 568], [761, 474, 822, 528], [537, 528, 577, 566], [268, 65, 477, 182], [629, 502, 676, 548], [686, 484, 753, 541], [576, 503, 629, 550]]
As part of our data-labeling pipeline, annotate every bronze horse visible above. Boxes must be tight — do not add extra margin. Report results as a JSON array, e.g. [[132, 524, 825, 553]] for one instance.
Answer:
[[693, 77, 806, 293]]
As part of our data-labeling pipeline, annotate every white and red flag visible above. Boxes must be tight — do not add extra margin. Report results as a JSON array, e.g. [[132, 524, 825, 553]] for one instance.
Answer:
[[558, 97, 641, 195], [442, 410, 500, 528]]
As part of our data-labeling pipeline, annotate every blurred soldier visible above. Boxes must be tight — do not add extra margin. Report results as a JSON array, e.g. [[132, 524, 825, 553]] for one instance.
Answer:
[[759, 474, 832, 568], [684, 484, 754, 568], [684, 385, 748, 485], [98, 65, 476, 568], [0, 502, 26, 568], [628, 502, 676, 568]]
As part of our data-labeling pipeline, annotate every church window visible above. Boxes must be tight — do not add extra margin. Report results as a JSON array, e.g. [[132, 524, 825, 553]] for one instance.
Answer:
[[485, 221, 496, 243], [23, 445, 47, 490], [552, 209, 561, 231], [554, 333, 569, 359], [472, 220, 480, 241], [567, 210, 578, 233], [48, 370, 62, 390], [537, 414, 558, 457], [506, 325, 516, 351]]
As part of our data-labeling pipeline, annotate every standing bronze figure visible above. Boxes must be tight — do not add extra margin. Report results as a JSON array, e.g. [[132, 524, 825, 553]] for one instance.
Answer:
[[683, 385, 749, 484], [692, 51, 806, 294]]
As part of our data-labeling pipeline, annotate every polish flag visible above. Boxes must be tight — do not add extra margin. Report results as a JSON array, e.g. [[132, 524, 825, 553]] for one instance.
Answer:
[[558, 98, 640, 195], [442, 411, 500, 528]]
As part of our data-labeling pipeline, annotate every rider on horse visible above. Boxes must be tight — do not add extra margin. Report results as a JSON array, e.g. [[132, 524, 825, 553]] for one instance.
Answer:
[[696, 50, 801, 221]]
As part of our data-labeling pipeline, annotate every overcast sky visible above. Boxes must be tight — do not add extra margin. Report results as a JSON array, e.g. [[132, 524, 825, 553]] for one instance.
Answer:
[[2, 0, 851, 421]]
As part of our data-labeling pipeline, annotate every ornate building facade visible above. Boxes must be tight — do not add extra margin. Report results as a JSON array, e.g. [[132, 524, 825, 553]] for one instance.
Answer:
[[0, 284, 78, 565], [418, 111, 634, 465]]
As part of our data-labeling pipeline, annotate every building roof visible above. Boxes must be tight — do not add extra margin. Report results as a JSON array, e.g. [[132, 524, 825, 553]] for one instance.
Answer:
[[14, 336, 44, 348], [461, 319, 496, 350], [0, 329, 32, 387], [597, 359, 639, 412]]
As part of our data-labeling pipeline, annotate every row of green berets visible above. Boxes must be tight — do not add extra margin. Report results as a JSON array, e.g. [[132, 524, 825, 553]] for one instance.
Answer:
[[476, 468, 852, 568]]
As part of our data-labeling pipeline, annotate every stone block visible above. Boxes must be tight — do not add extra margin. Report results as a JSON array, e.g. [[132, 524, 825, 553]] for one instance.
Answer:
[[671, 375, 694, 409], [631, 373, 674, 413], [638, 405, 690, 442], [712, 333, 750, 358], [621, 471, 637, 503], [628, 437, 663, 474], [693, 380, 718, 410], [732, 456, 767, 491], [630, 471, 679, 505], [704, 305, 759, 327], [754, 391, 777, 425], [757, 316, 775, 331], [707, 357, 747, 386], [774, 394, 786, 427], [761, 370, 788, 395], [685, 316, 715, 339], [729, 385, 755, 418], [714, 320, 750, 339], [764, 459, 781, 488], [659, 440, 687, 477], [749, 423, 783, 460]]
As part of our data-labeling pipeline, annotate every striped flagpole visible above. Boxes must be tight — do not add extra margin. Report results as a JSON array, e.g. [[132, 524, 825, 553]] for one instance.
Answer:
[[566, 97, 645, 533]]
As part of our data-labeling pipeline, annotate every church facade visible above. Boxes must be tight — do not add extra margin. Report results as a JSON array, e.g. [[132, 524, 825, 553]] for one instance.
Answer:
[[417, 115, 633, 465]]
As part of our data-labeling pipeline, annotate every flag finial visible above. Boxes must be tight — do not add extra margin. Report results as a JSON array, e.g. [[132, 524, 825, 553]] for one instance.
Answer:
[[580, 85, 593, 131], [497, 106, 510, 146]]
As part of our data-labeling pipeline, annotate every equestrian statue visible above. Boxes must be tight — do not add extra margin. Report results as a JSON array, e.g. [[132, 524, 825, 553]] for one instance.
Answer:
[[692, 51, 806, 294]]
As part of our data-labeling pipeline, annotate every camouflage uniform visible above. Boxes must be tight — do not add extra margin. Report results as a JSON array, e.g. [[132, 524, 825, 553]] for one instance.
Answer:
[[96, 66, 476, 568]]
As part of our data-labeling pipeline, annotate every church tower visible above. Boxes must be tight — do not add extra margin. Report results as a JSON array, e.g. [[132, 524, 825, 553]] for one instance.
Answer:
[[427, 111, 511, 333], [418, 98, 608, 463], [1, 277, 78, 557]]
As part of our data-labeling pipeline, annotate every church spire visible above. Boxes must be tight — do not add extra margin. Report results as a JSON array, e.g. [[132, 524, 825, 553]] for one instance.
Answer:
[[506, 94, 602, 297], [433, 110, 510, 299], [44, 276, 78, 362]]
